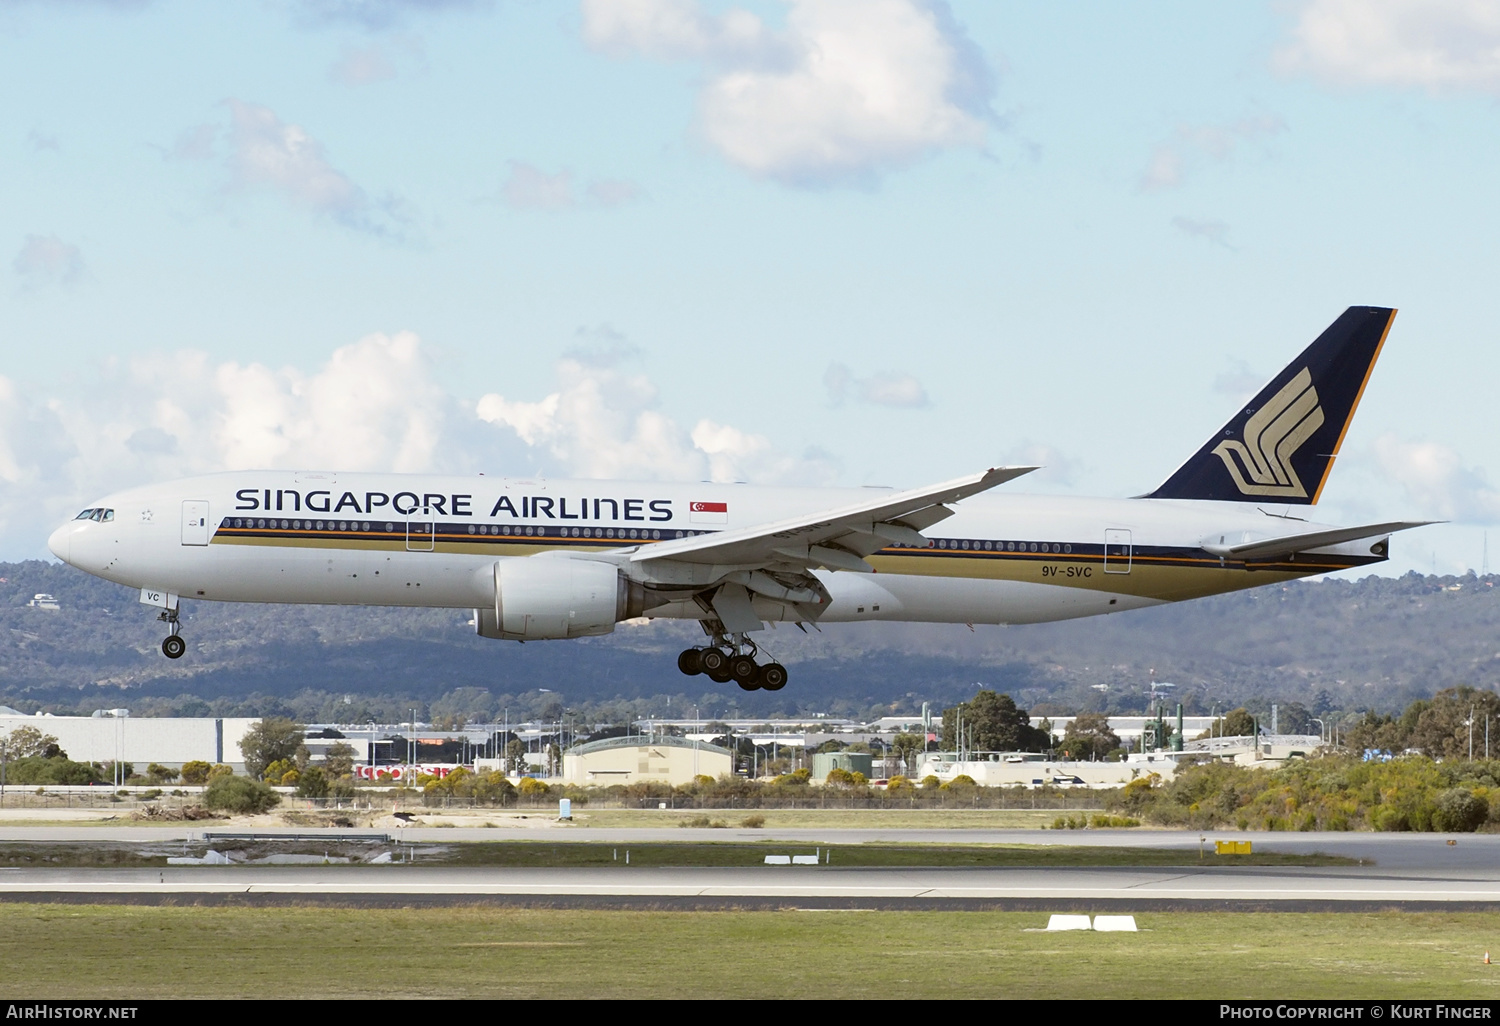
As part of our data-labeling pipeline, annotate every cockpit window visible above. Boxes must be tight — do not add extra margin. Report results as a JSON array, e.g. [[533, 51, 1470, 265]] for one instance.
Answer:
[[101, 509, 114, 522], [75, 508, 113, 522], [75, 509, 97, 520]]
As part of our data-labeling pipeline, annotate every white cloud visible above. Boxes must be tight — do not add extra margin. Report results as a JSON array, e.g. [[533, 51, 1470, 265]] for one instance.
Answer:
[[583, 0, 995, 185], [500, 161, 575, 210], [1276, 0, 1500, 92], [1374, 433, 1500, 523], [330, 44, 398, 84], [999, 440, 1078, 488], [824, 362, 930, 408], [287, 0, 490, 31], [1139, 115, 1286, 191], [0, 329, 842, 558], [477, 348, 838, 485], [587, 178, 644, 207], [499, 161, 644, 210], [1171, 215, 1233, 248], [224, 100, 410, 237], [12, 235, 84, 290]]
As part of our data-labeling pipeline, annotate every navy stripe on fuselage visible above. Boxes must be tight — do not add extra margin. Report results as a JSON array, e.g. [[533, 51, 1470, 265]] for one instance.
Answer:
[[211, 517, 1382, 573]]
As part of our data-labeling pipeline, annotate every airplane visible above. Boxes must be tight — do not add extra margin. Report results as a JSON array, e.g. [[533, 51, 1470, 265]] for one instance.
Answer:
[[48, 306, 1432, 692]]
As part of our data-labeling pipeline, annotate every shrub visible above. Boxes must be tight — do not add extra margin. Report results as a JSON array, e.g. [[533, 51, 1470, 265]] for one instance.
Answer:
[[1433, 788, 1489, 833], [518, 777, 551, 800], [179, 761, 212, 785], [740, 815, 765, 828], [1, 757, 102, 786], [295, 766, 330, 798], [920, 775, 941, 790], [202, 774, 281, 815]]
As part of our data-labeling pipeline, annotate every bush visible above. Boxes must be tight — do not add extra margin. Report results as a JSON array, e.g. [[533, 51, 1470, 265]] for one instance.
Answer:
[[1433, 788, 1489, 833], [295, 766, 329, 798], [202, 774, 282, 815], [2, 757, 103, 786], [179, 761, 212, 785]]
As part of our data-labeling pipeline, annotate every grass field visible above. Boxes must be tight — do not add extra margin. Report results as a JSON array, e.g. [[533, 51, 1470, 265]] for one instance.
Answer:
[[1, 905, 1495, 999]]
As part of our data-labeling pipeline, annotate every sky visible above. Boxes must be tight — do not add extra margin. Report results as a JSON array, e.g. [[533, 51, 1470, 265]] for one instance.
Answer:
[[2, 0, 1499, 575]]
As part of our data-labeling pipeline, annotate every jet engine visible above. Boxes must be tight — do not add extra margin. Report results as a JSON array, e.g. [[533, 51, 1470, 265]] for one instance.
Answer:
[[474, 555, 647, 641]]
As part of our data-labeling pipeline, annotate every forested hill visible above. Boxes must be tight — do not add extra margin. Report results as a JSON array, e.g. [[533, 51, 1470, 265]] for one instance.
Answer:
[[1, 560, 1496, 722]]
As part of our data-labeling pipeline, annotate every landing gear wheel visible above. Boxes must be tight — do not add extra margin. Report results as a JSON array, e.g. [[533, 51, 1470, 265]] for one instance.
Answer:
[[698, 648, 729, 675], [677, 648, 703, 676], [736, 675, 762, 691], [708, 666, 733, 684], [759, 662, 788, 691], [161, 635, 186, 660], [729, 654, 759, 685]]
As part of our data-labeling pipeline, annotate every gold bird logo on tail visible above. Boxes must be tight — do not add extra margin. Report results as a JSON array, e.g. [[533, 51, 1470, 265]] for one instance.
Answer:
[[1211, 367, 1325, 498]]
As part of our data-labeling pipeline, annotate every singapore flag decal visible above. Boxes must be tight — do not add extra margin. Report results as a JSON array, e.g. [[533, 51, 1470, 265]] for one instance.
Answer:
[[689, 500, 728, 525]]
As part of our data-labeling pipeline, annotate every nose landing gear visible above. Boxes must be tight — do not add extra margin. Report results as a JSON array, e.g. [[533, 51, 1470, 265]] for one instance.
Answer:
[[159, 608, 186, 660]]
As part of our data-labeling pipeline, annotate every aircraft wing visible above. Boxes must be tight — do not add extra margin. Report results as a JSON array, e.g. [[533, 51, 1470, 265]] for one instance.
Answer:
[[632, 466, 1037, 573], [1202, 520, 1437, 562]]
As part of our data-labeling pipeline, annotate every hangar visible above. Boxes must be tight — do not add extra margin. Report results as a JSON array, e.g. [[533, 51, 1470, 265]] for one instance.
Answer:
[[562, 735, 733, 787]]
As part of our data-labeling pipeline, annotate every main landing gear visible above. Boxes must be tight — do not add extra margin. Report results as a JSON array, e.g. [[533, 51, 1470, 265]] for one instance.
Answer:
[[677, 634, 787, 692], [159, 608, 186, 660]]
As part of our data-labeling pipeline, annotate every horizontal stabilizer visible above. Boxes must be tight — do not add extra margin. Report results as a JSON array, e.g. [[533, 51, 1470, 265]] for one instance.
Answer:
[[1202, 521, 1436, 562]]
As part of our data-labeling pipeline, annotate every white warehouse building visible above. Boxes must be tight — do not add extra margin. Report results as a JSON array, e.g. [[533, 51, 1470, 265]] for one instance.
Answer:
[[0, 712, 263, 771]]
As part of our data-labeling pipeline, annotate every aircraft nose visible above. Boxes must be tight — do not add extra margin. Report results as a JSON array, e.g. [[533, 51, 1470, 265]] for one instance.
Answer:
[[47, 522, 71, 563]]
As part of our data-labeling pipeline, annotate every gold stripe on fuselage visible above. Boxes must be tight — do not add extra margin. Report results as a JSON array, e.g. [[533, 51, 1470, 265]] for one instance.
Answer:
[[212, 528, 1368, 605]]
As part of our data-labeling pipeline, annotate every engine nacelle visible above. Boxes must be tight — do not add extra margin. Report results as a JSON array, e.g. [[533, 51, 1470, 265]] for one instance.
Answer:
[[474, 556, 646, 641]]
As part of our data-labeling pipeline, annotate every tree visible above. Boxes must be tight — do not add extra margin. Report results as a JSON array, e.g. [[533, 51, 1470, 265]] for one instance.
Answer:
[[504, 739, 527, 775], [202, 774, 281, 814], [940, 690, 1050, 753], [146, 764, 177, 784], [295, 766, 329, 798], [180, 760, 212, 785], [1433, 788, 1489, 832], [323, 742, 356, 778], [1061, 712, 1120, 761], [2, 726, 64, 760], [891, 733, 925, 774], [1408, 687, 1500, 760], [239, 718, 305, 780], [1197, 708, 1257, 740]]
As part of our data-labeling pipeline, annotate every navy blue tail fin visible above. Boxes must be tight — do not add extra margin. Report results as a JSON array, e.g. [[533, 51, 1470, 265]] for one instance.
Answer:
[[1146, 306, 1396, 504]]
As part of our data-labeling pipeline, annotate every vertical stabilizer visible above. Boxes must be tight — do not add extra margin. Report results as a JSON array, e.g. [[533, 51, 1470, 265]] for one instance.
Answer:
[[1146, 306, 1395, 504]]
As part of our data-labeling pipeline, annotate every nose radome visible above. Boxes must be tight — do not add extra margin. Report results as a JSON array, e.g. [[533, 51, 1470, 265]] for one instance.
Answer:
[[47, 523, 71, 563]]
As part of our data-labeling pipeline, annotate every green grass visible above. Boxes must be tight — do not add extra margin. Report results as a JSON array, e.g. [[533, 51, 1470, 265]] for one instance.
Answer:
[[1, 906, 1496, 998]]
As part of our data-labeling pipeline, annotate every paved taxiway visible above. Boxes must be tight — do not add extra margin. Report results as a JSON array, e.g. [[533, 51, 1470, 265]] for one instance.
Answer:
[[1, 827, 1498, 907], [1, 826, 1496, 868]]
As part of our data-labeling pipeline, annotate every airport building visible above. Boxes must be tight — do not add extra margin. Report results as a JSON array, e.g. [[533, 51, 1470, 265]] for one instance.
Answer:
[[561, 735, 733, 787]]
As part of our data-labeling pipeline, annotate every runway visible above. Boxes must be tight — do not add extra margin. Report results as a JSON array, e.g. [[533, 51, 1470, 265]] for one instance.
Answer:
[[2, 825, 1496, 867], [2, 827, 1499, 908]]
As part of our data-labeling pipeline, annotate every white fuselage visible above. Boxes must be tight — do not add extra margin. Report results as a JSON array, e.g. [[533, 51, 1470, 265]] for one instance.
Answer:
[[48, 470, 1387, 630]]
